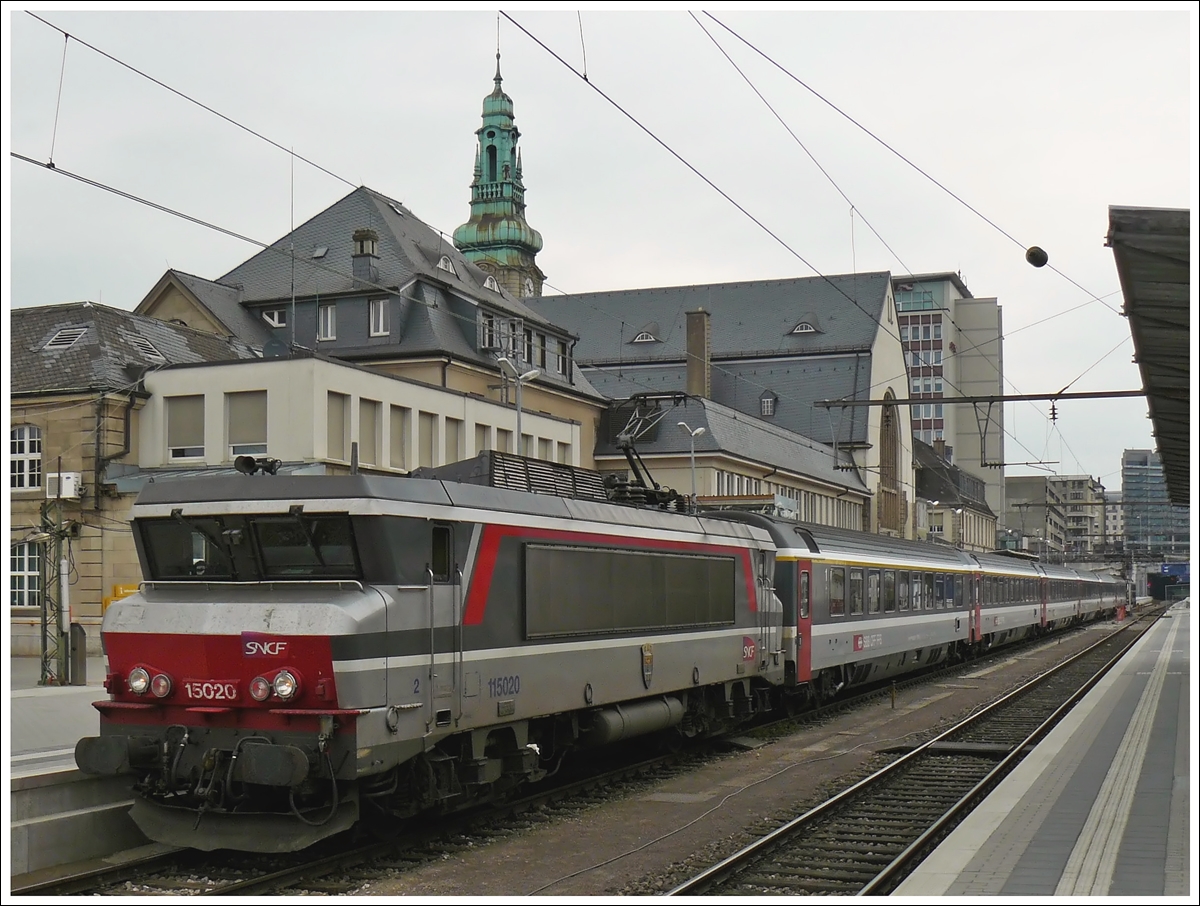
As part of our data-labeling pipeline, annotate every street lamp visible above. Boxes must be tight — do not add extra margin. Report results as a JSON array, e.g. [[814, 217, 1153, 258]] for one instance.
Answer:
[[497, 357, 539, 456], [677, 421, 706, 511]]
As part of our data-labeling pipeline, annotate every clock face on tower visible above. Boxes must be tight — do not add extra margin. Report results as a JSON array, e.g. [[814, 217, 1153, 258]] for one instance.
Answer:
[[524, 278, 535, 298]]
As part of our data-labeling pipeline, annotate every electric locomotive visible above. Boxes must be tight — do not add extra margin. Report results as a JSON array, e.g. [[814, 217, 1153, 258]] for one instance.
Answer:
[[75, 465, 783, 852]]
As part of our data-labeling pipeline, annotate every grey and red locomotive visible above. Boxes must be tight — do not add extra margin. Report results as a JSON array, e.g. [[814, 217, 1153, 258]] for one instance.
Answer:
[[75, 455, 1124, 852]]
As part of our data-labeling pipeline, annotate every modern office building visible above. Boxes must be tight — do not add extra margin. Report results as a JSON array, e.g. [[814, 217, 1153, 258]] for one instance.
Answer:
[[1122, 449, 1190, 561]]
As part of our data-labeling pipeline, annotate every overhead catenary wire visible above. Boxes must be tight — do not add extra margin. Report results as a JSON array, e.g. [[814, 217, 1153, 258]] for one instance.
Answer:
[[17, 14, 1129, 483], [702, 11, 1124, 320]]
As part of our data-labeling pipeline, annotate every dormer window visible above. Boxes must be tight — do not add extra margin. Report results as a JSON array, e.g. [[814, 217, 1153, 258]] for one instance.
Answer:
[[437, 255, 457, 276], [262, 308, 287, 328], [760, 391, 778, 418], [791, 322, 817, 334], [484, 275, 500, 292], [632, 332, 658, 343]]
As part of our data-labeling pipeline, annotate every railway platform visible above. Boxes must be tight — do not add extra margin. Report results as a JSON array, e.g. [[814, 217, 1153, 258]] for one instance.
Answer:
[[895, 600, 1192, 897], [7, 653, 154, 882]]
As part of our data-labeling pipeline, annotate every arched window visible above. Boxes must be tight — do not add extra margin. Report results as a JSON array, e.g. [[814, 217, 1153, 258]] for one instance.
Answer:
[[632, 332, 657, 343], [791, 322, 816, 334], [10, 425, 42, 489], [483, 275, 500, 292], [437, 256, 457, 276], [487, 145, 497, 182]]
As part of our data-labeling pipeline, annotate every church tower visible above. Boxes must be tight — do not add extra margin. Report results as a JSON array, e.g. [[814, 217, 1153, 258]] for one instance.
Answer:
[[453, 55, 545, 298]]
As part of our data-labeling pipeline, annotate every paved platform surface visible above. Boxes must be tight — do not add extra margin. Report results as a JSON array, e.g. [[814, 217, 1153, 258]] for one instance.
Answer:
[[8, 655, 108, 777], [895, 601, 1193, 897]]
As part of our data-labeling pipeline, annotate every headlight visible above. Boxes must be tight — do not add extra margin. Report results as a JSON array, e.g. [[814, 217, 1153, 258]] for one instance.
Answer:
[[150, 673, 173, 698], [273, 670, 299, 700], [249, 676, 272, 702], [128, 667, 150, 695]]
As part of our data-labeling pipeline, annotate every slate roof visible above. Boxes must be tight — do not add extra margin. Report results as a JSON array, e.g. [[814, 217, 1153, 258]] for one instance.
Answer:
[[913, 437, 993, 516], [10, 302, 260, 395], [530, 272, 893, 364], [171, 270, 272, 345], [219, 186, 558, 330], [529, 272, 894, 444], [596, 396, 867, 495]]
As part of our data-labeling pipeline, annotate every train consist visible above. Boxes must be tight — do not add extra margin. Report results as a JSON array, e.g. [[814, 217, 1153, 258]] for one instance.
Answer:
[[75, 454, 1125, 852]]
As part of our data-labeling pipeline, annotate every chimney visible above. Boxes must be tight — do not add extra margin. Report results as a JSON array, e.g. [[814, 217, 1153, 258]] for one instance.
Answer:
[[351, 228, 379, 283], [933, 439, 948, 462], [686, 308, 711, 399]]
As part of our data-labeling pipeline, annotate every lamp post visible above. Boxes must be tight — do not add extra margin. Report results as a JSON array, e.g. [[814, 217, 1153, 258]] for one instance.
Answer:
[[497, 357, 539, 456], [677, 422, 706, 511]]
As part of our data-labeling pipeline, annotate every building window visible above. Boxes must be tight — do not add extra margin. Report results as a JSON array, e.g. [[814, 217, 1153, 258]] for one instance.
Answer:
[[479, 312, 498, 350], [10, 425, 43, 489], [933, 350, 943, 365], [360, 399, 380, 465], [262, 308, 287, 328], [524, 328, 534, 364], [327, 392, 348, 461], [437, 255, 457, 276], [911, 352, 921, 368], [369, 299, 389, 337], [318, 304, 337, 341], [483, 275, 500, 292], [227, 391, 267, 458], [390, 405, 411, 470], [536, 334, 547, 368], [167, 396, 205, 459], [555, 339, 569, 376], [933, 324, 942, 340], [900, 326, 909, 342], [10, 542, 42, 607], [791, 322, 816, 334], [760, 394, 777, 417], [632, 332, 657, 343]]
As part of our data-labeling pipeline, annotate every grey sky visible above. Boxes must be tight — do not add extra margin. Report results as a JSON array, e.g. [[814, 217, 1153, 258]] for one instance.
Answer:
[[5, 5, 1196, 490]]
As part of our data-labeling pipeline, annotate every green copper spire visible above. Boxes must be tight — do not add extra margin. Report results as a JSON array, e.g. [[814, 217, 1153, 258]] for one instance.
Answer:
[[453, 54, 545, 298]]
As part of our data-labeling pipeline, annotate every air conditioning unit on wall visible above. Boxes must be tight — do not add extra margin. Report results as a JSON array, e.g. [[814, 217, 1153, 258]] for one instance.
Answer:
[[46, 472, 83, 500]]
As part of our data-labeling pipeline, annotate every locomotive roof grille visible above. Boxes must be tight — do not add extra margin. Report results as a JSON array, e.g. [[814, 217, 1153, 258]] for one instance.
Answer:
[[411, 451, 611, 503]]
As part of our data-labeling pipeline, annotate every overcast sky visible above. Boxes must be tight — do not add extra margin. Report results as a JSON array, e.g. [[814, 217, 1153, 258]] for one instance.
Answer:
[[5, 5, 1196, 491]]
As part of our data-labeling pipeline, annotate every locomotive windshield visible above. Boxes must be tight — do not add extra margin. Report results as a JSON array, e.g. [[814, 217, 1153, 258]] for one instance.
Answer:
[[138, 513, 360, 581]]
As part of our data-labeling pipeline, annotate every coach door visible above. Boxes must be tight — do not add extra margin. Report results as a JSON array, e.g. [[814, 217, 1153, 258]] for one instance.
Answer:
[[971, 573, 982, 642], [796, 561, 813, 684]]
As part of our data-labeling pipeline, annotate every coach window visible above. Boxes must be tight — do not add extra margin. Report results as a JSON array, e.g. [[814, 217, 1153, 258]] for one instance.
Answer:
[[923, 572, 935, 610], [799, 570, 810, 619], [431, 524, 453, 583], [897, 571, 910, 611], [829, 567, 845, 617], [849, 568, 864, 616], [867, 570, 881, 614], [911, 572, 922, 611], [882, 570, 896, 613]]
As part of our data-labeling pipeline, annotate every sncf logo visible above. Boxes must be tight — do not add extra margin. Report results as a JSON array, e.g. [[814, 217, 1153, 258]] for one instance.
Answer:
[[242, 633, 288, 657], [742, 636, 757, 661]]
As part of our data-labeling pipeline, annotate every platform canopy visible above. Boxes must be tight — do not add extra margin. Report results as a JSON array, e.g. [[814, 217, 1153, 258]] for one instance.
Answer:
[[1107, 206, 1191, 508]]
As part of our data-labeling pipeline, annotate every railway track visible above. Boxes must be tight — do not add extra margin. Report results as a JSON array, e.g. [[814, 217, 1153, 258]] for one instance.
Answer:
[[667, 613, 1155, 896]]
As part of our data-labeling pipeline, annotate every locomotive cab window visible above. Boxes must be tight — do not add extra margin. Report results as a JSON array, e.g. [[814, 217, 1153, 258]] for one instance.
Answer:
[[254, 515, 358, 579]]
